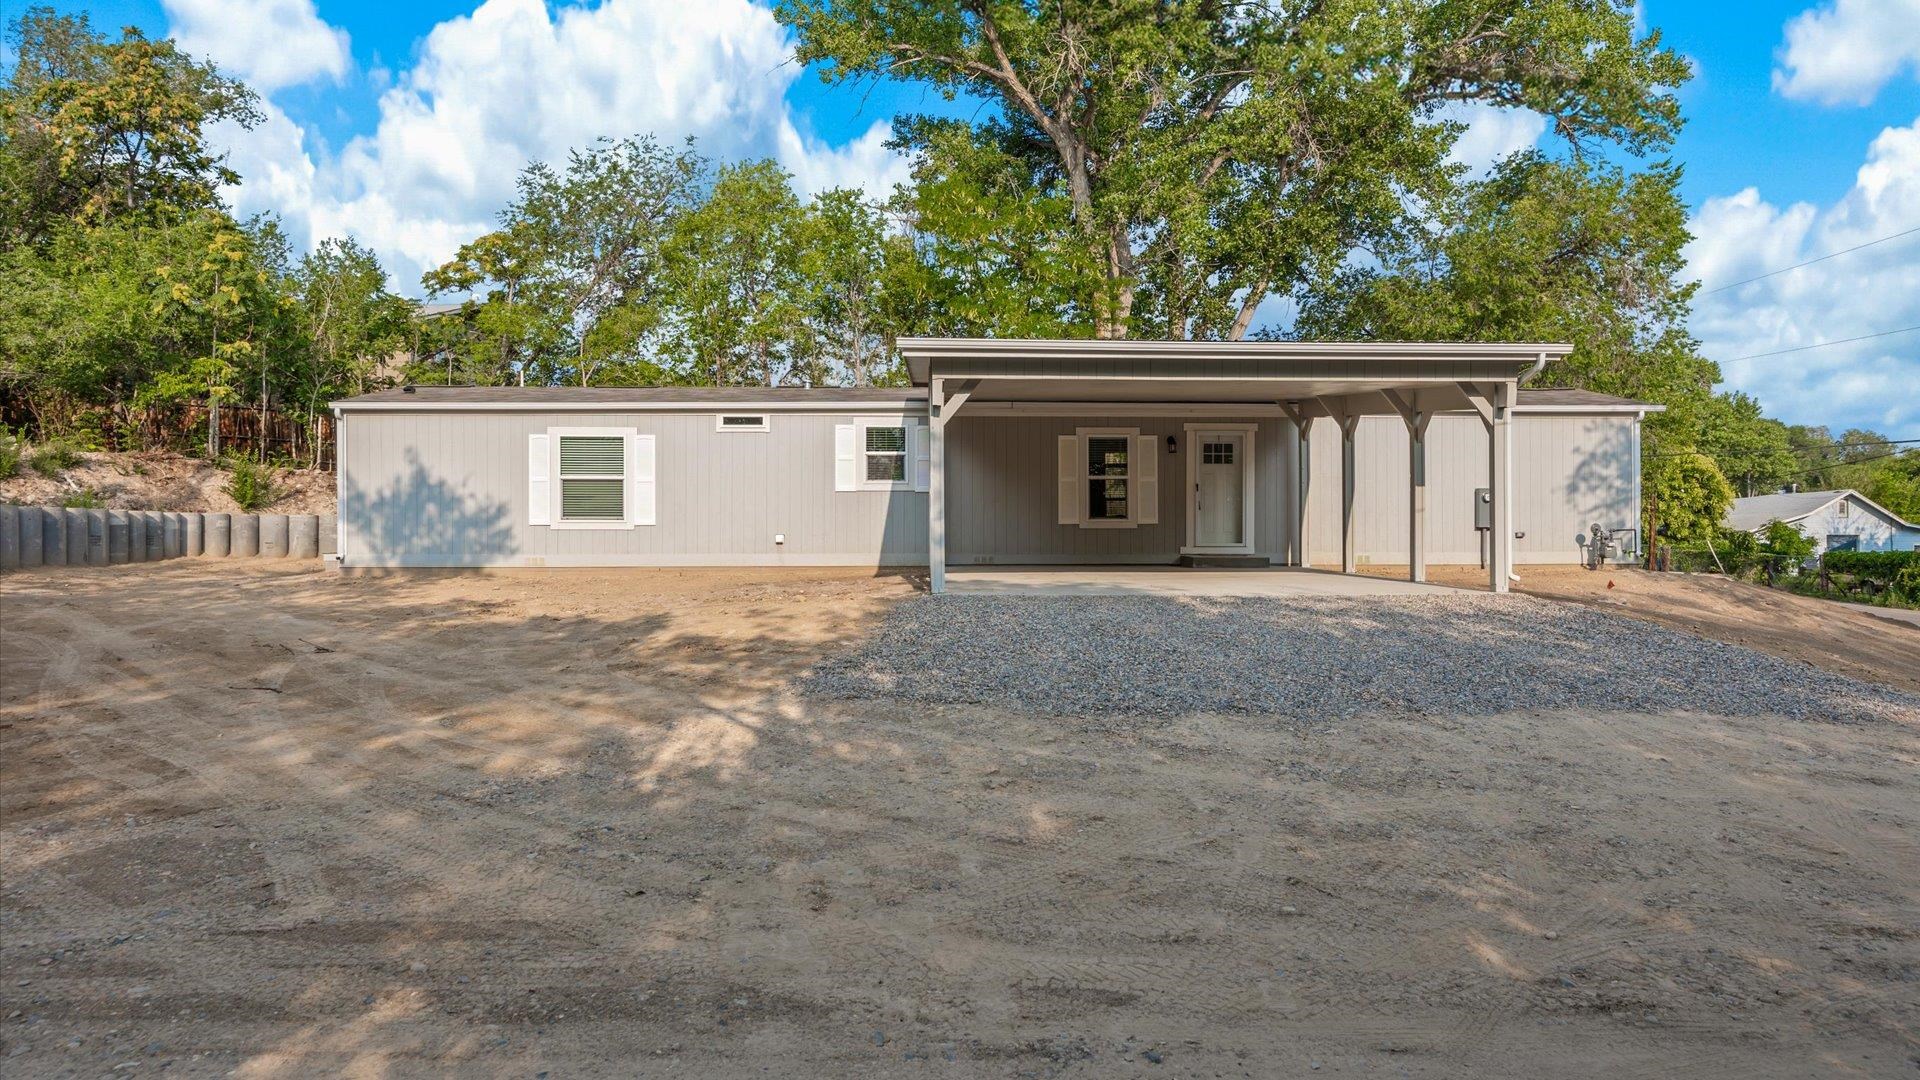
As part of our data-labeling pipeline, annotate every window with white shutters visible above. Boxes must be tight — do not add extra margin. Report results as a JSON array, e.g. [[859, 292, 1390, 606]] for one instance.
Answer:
[[864, 424, 907, 485]]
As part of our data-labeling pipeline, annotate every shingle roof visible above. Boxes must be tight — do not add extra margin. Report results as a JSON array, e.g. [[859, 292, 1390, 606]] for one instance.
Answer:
[[1724, 490, 1846, 532], [336, 386, 922, 406]]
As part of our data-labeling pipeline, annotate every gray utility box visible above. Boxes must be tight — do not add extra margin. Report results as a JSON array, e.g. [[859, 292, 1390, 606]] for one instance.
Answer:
[[1473, 487, 1491, 531]]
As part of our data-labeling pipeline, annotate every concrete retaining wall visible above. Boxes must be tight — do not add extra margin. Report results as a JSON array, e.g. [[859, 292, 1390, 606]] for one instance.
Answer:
[[0, 506, 326, 571]]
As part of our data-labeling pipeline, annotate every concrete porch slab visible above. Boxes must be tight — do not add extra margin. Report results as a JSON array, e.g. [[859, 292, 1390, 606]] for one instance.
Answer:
[[944, 565, 1472, 597]]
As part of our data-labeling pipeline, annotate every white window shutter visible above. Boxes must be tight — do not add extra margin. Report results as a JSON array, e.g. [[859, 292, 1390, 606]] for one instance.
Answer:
[[1134, 434, 1159, 525], [1056, 434, 1081, 525], [911, 420, 931, 492], [527, 434, 551, 525], [834, 423, 857, 491], [630, 433, 656, 525]]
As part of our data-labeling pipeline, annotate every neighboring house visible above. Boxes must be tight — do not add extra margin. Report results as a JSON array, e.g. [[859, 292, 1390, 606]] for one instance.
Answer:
[[331, 338, 1661, 593], [1724, 489, 1920, 556]]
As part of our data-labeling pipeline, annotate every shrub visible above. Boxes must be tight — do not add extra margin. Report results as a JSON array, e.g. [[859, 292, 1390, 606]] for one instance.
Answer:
[[0, 428, 20, 479], [1758, 520, 1816, 570], [223, 455, 279, 511], [59, 488, 106, 509], [29, 436, 83, 476]]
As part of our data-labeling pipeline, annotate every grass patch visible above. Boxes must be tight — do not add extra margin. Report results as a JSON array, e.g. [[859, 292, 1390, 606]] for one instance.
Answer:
[[29, 437, 83, 476]]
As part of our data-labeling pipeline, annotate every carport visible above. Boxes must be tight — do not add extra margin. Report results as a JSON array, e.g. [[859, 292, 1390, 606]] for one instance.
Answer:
[[900, 338, 1575, 595]]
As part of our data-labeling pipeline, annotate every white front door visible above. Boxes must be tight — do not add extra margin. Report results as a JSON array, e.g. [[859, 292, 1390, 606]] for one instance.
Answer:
[[1194, 433, 1246, 547]]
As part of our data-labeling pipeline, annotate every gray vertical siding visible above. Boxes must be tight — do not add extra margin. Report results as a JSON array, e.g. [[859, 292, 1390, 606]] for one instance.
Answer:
[[341, 406, 1635, 569], [945, 416, 1295, 565], [340, 409, 927, 567], [1305, 413, 1638, 565]]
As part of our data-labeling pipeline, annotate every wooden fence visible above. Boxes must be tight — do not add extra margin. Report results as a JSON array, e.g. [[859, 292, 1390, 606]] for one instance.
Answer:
[[141, 407, 335, 470]]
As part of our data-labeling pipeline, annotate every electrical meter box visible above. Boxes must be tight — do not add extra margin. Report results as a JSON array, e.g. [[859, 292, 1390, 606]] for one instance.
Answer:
[[1473, 487, 1491, 530]]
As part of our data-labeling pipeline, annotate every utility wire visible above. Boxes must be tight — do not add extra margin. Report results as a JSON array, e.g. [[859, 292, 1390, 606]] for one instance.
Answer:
[[1645, 437, 1920, 460], [1721, 324, 1920, 363], [1699, 225, 1920, 296]]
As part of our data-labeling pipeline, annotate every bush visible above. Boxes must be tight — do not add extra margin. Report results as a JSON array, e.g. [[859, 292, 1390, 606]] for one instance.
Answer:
[[59, 488, 106, 509], [1822, 550, 1920, 578], [29, 436, 83, 476], [0, 428, 20, 479], [223, 455, 279, 511]]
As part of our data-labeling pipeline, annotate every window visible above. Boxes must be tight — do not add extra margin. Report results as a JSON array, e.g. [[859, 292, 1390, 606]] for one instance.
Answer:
[[864, 424, 907, 484], [1201, 441, 1234, 464], [1825, 534, 1859, 552], [1835, 500, 1850, 517], [1085, 435, 1130, 521], [558, 435, 625, 522], [716, 413, 769, 432]]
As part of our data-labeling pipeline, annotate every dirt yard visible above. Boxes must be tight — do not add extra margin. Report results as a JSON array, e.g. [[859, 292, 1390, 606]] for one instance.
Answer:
[[2, 563, 1916, 1078], [1359, 563, 1920, 696]]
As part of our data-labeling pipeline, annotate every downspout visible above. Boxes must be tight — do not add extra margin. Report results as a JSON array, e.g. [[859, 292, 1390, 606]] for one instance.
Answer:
[[1520, 350, 1549, 386]]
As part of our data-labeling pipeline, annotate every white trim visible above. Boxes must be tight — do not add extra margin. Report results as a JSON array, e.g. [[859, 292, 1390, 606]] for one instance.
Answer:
[[547, 426, 638, 530], [856, 418, 914, 492], [527, 433, 551, 526], [714, 413, 770, 432], [1182, 423, 1257, 554]]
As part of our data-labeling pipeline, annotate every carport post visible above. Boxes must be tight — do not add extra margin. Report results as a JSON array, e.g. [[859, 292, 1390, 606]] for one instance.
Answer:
[[929, 378, 947, 594], [1490, 387, 1513, 593], [1339, 414, 1360, 575], [1279, 403, 1314, 568], [1381, 389, 1430, 583]]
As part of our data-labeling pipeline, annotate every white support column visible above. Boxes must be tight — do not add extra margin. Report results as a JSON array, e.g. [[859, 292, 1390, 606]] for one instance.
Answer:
[[1281, 403, 1314, 567], [1489, 381, 1514, 594], [1339, 414, 1359, 575], [928, 378, 946, 594], [1409, 412, 1430, 583]]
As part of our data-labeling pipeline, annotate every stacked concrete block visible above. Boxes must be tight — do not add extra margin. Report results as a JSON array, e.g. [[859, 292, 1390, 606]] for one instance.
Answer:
[[259, 514, 290, 558], [205, 513, 231, 557], [1, 506, 331, 570], [231, 513, 260, 557]]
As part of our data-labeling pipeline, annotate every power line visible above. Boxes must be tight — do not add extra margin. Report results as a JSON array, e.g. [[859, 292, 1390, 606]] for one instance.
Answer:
[[1721, 324, 1920, 363], [1645, 437, 1920, 460], [1699, 225, 1920, 296]]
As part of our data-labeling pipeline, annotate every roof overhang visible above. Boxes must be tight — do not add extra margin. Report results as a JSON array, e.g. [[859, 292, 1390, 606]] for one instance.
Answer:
[[899, 337, 1574, 388]]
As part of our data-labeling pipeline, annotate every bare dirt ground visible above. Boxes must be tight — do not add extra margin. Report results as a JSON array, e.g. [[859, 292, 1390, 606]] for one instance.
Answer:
[[1, 451, 334, 515], [1358, 564, 1920, 696], [3, 563, 1916, 1078]]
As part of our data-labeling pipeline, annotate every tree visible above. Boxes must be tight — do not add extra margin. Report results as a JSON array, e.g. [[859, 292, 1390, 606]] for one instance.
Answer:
[[0, 7, 260, 250], [1695, 392, 1796, 497], [798, 187, 904, 387], [1644, 450, 1735, 546], [1757, 519, 1815, 571], [779, 0, 1688, 338], [291, 237, 413, 465], [664, 160, 810, 386], [424, 136, 702, 386]]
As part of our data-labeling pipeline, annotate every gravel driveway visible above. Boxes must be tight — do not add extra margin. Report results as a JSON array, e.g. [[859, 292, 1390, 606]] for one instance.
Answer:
[[805, 593, 1920, 723]]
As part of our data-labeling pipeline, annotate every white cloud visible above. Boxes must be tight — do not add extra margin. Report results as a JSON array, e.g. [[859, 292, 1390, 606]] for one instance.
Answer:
[[1772, 0, 1920, 106], [202, 0, 909, 291], [1437, 102, 1548, 176], [1685, 117, 1920, 438], [163, 0, 351, 92]]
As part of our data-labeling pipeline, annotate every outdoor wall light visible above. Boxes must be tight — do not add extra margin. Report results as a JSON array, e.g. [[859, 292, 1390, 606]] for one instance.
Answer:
[[1167, 434, 1178, 454]]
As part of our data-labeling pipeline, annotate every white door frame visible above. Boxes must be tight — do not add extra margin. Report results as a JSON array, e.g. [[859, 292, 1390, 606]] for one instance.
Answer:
[[1182, 423, 1257, 554]]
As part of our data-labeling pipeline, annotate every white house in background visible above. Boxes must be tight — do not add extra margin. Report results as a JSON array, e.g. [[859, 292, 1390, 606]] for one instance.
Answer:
[[1724, 489, 1920, 555]]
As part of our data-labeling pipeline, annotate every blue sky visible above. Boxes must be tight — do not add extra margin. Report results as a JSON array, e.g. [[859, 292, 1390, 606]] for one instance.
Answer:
[[33, 0, 1920, 436]]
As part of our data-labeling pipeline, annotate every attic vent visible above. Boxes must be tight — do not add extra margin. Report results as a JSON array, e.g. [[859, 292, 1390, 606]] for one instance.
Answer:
[[716, 414, 769, 432]]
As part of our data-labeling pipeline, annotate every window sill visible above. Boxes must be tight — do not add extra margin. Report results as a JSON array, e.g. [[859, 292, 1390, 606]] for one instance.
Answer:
[[1078, 519, 1139, 529], [547, 520, 639, 530]]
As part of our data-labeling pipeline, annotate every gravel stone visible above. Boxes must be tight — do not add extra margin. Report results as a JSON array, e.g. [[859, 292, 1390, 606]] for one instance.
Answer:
[[803, 594, 1919, 724]]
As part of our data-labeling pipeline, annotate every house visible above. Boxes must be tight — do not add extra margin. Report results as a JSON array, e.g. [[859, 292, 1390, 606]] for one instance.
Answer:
[[331, 338, 1662, 592], [1724, 489, 1920, 555]]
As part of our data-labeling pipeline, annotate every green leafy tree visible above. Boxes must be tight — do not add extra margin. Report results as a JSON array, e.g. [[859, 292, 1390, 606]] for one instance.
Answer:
[[291, 237, 413, 464], [1, 7, 260, 249], [1694, 392, 1797, 497], [779, 0, 1688, 338], [1644, 450, 1735, 546], [424, 136, 701, 387], [1757, 519, 1815, 570], [664, 160, 810, 386], [798, 187, 906, 386]]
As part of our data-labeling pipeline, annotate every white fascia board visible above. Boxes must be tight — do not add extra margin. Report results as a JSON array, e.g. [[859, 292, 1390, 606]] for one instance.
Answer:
[[333, 400, 929, 414], [1509, 403, 1665, 415]]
